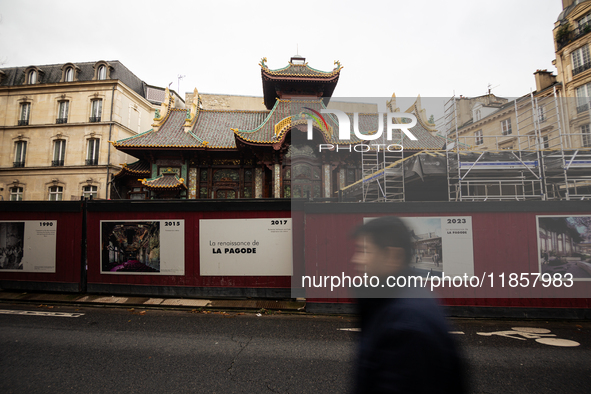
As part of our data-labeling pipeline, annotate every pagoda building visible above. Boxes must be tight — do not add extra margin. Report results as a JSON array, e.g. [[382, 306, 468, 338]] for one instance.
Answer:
[[111, 56, 445, 200]]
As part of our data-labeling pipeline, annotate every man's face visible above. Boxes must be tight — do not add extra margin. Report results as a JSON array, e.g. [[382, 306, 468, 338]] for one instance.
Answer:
[[351, 236, 405, 277]]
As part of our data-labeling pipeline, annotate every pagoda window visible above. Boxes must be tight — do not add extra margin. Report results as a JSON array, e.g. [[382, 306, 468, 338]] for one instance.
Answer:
[[346, 168, 356, 186], [244, 169, 253, 198], [213, 169, 239, 182], [283, 167, 291, 198], [199, 169, 208, 199], [212, 169, 239, 199], [216, 190, 236, 199], [291, 163, 321, 199]]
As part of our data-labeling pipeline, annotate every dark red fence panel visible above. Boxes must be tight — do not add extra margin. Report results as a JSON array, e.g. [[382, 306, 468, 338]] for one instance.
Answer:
[[0, 201, 83, 292], [86, 200, 292, 297], [301, 201, 591, 310]]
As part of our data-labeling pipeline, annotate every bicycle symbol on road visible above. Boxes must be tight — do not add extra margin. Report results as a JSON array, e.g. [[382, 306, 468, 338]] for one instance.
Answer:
[[476, 327, 579, 347]]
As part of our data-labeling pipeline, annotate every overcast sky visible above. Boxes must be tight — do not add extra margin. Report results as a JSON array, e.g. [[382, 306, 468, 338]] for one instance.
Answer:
[[0, 0, 562, 101]]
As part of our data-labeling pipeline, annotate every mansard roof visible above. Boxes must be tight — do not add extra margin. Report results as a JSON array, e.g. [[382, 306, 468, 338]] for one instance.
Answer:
[[0, 60, 182, 105]]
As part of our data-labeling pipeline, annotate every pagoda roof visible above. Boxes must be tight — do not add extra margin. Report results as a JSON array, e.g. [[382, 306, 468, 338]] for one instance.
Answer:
[[233, 99, 447, 150], [113, 108, 268, 151], [113, 160, 150, 179], [140, 171, 187, 191], [260, 57, 342, 109], [233, 99, 363, 147], [114, 109, 204, 149], [112, 98, 447, 158], [260, 59, 343, 79]]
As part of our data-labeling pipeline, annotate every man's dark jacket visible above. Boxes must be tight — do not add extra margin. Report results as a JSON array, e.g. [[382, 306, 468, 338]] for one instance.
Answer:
[[353, 285, 467, 394]]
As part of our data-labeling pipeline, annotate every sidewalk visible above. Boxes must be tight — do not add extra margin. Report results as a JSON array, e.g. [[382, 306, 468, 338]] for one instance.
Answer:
[[0, 290, 306, 312]]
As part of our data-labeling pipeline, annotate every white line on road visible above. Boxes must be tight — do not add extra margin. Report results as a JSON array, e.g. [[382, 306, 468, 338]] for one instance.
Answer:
[[338, 328, 465, 335], [0, 309, 84, 317]]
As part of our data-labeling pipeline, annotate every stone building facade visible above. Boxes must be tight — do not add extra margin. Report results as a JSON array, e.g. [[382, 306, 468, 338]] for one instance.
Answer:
[[0, 60, 182, 201]]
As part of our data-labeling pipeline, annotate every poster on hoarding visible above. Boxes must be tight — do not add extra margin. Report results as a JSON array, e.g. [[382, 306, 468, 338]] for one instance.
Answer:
[[100, 220, 184, 275], [199, 218, 292, 276], [537, 215, 591, 280], [365, 216, 474, 277], [0, 220, 56, 273]]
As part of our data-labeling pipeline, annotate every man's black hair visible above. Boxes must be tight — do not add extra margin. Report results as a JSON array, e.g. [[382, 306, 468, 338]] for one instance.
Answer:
[[353, 216, 412, 265]]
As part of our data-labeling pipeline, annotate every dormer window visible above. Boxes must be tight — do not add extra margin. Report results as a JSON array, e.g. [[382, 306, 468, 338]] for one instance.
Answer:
[[65, 68, 74, 82], [93, 61, 111, 81], [28, 70, 37, 84], [60, 63, 79, 82]]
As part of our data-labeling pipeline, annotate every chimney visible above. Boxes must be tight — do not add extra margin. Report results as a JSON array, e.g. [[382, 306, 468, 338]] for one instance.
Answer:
[[534, 70, 557, 92]]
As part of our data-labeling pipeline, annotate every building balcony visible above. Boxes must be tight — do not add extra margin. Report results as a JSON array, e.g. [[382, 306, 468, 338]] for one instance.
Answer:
[[86, 158, 99, 166], [56, 118, 68, 124], [13, 161, 25, 168], [577, 103, 589, 113], [18, 120, 29, 126], [556, 23, 591, 51], [573, 62, 591, 77], [51, 160, 64, 166], [89, 116, 101, 123]]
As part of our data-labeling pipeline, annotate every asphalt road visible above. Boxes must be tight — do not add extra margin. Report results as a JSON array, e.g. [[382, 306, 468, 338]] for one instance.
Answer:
[[0, 304, 589, 393]]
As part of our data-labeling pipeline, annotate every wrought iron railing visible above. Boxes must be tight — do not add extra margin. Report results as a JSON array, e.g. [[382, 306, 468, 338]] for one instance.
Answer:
[[18, 120, 29, 126], [89, 116, 101, 123], [52, 160, 64, 166], [573, 62, 591, 76], [56, 118, 68, 124], [13, 161, 25, 167], [86, 158, 99, 166]]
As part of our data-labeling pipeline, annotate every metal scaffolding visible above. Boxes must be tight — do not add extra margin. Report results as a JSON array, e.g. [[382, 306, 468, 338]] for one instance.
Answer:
[[352, 113, 405, 202], [339, 89, 591, 202], [444, 87, 591, 201]]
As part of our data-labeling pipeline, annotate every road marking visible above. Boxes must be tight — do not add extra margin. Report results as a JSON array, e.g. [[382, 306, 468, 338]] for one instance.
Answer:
[[512, 327, 551, 334], [339, 328, 465, 335], [535, 338, 580, 347], [477, 327, 580, 347], [0, 309, 84, 318]]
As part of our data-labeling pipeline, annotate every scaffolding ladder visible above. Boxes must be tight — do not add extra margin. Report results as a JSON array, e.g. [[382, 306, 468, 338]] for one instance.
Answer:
[[360, 116, 405, 202]]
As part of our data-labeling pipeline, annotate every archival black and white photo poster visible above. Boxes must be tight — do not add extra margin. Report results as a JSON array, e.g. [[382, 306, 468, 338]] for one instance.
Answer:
[[100, 220, 185, 275], [0, 220, 57, 273], [364, 216, 474, 278], [199, 218, 293, 276], [537, 215, 591, 280]]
